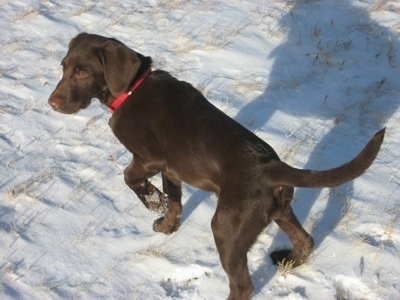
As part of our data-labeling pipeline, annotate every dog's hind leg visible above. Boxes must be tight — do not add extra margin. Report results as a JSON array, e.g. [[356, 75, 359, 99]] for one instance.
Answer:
[[153, 174, 182, 234], [211, 199, 268, 300], [270, 206, 314, 267]]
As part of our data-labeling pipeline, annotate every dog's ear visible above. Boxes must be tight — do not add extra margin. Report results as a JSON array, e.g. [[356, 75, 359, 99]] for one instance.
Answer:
[[97, 41, 141, 96]]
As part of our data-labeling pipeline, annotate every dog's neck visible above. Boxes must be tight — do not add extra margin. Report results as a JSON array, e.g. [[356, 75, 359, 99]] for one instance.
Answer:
[[102, 55, 153, 112], [108, 67, 152, 113], [132, 54, 153, 86]]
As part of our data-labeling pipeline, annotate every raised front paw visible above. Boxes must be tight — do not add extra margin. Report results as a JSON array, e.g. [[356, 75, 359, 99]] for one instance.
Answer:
[[153, 216, 180, 234], [137, 181, 169, 213], [144, 192, 169, 214]]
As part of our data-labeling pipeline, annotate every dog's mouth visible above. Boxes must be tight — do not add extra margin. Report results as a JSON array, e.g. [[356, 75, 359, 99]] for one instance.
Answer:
[[48, 97, 91, 114], [50, 106, 77, 115]]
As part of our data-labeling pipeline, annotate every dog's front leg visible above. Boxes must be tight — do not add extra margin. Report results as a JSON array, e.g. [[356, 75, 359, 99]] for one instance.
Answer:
[[153, 174, 182, 234], [124, 158, 168, 214]]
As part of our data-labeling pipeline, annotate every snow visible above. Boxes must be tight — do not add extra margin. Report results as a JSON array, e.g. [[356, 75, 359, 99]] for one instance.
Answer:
[[1, 0, 399, 299]]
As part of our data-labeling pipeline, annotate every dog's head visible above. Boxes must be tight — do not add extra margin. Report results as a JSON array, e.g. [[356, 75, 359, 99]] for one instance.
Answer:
[[48, 32, 151, 114]]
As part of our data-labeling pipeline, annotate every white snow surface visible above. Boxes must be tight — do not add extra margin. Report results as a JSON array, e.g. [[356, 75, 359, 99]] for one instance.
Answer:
[[1, 0, 400, 299]]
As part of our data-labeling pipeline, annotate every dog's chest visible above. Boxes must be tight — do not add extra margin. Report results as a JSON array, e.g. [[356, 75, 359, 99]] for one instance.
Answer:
[[108, 114, 160, 158]]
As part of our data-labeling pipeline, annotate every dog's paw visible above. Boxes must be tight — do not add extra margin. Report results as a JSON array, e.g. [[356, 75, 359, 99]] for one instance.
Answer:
[[270, 249, 293, 265], [143, 192, 169, 214], [153, 217, 180, 234]]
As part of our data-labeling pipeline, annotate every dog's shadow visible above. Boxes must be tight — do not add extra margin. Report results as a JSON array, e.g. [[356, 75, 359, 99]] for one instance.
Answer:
[[180, 189, 212, 224], [233, 0, 397, 295]]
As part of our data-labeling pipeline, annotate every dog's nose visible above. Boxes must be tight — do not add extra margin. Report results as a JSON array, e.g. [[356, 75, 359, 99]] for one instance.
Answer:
[[48, 97, 61, 110]]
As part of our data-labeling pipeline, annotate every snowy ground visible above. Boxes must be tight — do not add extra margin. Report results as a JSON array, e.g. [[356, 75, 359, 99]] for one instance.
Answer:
[[1, 0, 399, 299]]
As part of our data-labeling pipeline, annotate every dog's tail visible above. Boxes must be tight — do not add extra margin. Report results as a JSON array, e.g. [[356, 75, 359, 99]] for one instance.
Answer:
[[266, 128, 385, 188]]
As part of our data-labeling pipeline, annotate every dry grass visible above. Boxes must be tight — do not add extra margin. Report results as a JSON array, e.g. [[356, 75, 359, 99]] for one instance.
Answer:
[[369, 0, 400, 13], [277, 258, 296, 276], [137, 243, 169, 259], [6, 168, 59, 201], [12, 7, 39, 21], [205, 22, 249, 50]]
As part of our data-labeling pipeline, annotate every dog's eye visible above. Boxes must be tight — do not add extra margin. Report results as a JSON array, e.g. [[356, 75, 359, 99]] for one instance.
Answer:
[[75, 67, 88, 78], [78, 70, 87, 77]]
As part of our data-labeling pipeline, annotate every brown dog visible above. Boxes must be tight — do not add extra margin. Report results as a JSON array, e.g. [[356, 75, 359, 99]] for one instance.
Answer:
[[48, 33, 385, 300]]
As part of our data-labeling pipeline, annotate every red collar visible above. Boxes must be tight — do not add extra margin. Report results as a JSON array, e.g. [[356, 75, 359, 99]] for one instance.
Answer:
[[108, 68, 152, 113]]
